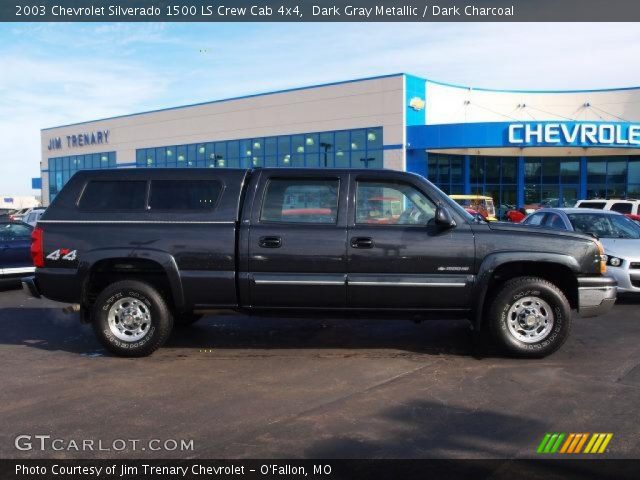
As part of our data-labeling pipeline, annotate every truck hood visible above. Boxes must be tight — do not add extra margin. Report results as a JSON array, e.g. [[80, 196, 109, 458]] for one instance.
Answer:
[[599, 238, 640, 259], [487, 221, 595, 242]]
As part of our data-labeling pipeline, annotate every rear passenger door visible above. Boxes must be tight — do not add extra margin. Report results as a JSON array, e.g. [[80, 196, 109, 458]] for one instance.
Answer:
[[247, 172, 348, 308]]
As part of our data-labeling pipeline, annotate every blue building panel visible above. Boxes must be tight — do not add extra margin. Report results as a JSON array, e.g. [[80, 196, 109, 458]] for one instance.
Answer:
[[405, 74, 426, 126]]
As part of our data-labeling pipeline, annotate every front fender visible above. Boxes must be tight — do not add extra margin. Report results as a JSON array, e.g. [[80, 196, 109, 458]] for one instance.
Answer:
[[77, 248, 185, 310], [472, 251, 581, 330]]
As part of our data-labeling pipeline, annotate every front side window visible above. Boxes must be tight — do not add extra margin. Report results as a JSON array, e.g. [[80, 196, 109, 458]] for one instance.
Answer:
[[356, 181, 436, 225], [79, 181, 147, 211], [149, 180, 222, 210], [261, 178, 339, 224]]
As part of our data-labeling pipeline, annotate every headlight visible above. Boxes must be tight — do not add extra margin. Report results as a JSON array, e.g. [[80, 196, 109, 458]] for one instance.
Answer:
[[607, 256, 623, 267], [596, 240, 606, 274]]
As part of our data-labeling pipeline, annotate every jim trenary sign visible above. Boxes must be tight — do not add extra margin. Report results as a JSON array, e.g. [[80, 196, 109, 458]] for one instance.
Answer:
[[508, 122, 640, 147]]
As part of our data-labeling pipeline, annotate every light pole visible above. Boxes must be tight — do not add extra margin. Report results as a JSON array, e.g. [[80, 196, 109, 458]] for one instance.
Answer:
[[320, 142, 332, 168], [360, 156, 375, 168]]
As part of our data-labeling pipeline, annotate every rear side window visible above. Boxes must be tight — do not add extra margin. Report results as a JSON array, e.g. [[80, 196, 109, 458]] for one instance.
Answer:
[[578, 202, 606, 209], [261, 178, 339, 224], [149, 180, 222, 210], [79, 181, 147, 211], [611, 202, 633, 214]]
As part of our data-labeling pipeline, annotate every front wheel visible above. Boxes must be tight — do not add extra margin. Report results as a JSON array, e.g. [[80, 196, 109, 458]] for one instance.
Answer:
[[92, 280, 174, 357], [487, 276, 572, 358]]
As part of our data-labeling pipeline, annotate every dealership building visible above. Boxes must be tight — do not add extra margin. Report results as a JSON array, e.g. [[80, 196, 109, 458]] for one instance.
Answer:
[[40, 73, 640, 214]]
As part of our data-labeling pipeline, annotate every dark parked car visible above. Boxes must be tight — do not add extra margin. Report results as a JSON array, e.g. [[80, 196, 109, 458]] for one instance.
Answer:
[[23, 168, 616, 357], [0, 221, 34, 286]]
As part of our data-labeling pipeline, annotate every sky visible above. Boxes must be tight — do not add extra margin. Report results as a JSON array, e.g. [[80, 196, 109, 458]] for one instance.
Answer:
[[1, 22, 640, 195]]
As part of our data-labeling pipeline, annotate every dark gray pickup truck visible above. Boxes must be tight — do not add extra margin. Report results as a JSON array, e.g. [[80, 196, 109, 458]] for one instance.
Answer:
[[23, 168, 616, 357]]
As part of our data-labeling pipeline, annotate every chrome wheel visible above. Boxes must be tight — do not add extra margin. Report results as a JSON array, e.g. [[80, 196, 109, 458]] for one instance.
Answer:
[[107, 297, 151, 342], [506, 296, 554, 343]]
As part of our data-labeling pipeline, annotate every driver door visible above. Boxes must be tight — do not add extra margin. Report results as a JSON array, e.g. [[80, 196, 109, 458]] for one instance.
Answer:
[[346, 175, 475, 310]]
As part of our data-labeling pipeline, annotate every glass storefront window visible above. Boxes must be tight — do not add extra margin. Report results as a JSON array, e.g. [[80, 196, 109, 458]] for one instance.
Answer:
[[335, 131, 350, 153], [186, 145, 196, 167], [155, 148, 165, 167], [145, 149, 155, 167], [366, 127, 382, 150], [562, 187, 578, 207], [502, 158, 517, 184], [524, 159, 541, 183], [607, 159, 627, 184], [628, 158, 640, 184], [541, 159, 560, 184], [587, 184, 607, 199], [265, 137, 277, 157], [451, 156, 463, 184], [292, 135, 305, 155], [485, 157, 500, 184], [334, 149, 350, 168], [587, 160, 606, 184], [132, 127, 383, 177], [350, 129, 366, 151], [440, 156, 452, 184], [305, 134, 319, 153], [305, 153, 320, 168], [561, 161, 579, 184], [541, 185, 560, 207], [628, 184, 640, 198], [227, 141, 239, 161]]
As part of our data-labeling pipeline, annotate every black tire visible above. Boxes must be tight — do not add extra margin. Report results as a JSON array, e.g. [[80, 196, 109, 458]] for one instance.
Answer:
[[175, 313, 203, 327], [487, 276, 572, 358], [91, 280, 174, 357]]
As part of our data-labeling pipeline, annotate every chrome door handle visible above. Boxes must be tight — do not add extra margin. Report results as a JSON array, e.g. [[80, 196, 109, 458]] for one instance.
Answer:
[[259, 236, 282, 248], [351, 237, 374, 248]]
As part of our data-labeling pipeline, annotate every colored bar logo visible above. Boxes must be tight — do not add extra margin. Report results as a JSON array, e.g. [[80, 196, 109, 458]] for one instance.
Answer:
[[537, 433, 613, 454]]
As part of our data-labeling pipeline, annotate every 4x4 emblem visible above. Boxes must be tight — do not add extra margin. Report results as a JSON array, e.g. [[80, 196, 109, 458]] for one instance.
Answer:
[[46, 249, 77, 261]]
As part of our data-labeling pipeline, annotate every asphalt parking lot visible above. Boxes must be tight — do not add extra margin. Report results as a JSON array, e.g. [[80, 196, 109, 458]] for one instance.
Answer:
[[1, 284, 639, 460]]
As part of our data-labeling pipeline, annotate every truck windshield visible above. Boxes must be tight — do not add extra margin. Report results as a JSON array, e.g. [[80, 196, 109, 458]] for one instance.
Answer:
[[567, 213, 640, 239]]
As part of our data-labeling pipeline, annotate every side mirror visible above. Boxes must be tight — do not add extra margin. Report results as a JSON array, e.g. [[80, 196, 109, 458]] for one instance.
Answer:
[[435, 206, 456, 228]]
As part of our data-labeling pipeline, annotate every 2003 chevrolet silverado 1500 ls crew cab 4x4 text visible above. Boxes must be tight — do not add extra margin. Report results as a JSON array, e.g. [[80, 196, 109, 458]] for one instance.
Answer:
[[22, 168, 616, 357]]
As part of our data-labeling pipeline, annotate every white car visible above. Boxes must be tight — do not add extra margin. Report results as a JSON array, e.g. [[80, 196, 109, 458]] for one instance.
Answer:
[[22, 208, 45, 227], [522, 208, 640, 294], [575, 199, 640, 218]]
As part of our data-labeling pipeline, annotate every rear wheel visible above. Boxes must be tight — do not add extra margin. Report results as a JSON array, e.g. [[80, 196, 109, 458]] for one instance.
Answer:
[[92, 280, 173, 357], [487, 276, 571, 358]]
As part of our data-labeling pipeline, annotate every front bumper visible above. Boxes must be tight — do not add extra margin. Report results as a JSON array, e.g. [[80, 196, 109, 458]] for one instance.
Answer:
[[21, 275, 41, 298], [578, 276, 617, 317], [604, 264, 640, 294]]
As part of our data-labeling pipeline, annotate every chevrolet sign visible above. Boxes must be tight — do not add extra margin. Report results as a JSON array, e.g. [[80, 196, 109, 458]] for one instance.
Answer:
[[508, 123, 640, 146]]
